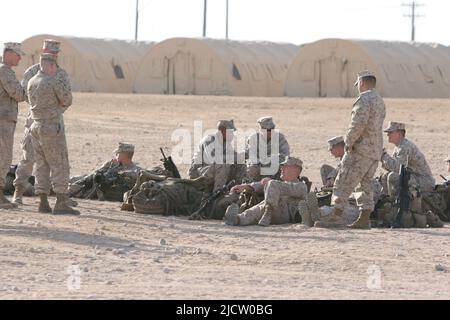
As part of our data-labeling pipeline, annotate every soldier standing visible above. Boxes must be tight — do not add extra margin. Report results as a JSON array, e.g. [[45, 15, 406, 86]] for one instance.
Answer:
[[245, 116, 290, 182], [0, 42, 26, 209], [316, 70, 386, 229], [28, 53, 78, 215], [13, 39, 71, 204]]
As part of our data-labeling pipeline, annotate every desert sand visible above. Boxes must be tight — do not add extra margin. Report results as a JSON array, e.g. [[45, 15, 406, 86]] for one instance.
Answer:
[[1, 93, 449, 299]]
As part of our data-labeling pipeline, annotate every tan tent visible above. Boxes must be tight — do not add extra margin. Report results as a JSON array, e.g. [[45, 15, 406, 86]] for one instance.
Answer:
[[16, 34, 154, 93], [284, 39, 450, 98], [134, 37, 299, 96]]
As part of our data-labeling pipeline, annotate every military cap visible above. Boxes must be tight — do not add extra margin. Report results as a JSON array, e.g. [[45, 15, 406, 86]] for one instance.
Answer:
[[217, 120, 236, 131], [40, 53, 57, 63], [3, 42, 25, 56], [445, 156, 450, 162], [43, 39, 61, 54], [383, 121, 406, 132], [114, 142, 135, 154], [280, 156, 303, 168], [257, 116, 276, 130], [327, 136, 344, 150], [354, 70, 376, 86]]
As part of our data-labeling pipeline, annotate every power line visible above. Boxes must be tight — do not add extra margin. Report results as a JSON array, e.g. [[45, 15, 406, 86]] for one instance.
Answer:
[[402, 2, 425, 42]]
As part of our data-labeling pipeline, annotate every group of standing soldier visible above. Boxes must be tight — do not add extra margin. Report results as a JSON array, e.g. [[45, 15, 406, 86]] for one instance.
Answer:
[[1, 40, 78, 214]]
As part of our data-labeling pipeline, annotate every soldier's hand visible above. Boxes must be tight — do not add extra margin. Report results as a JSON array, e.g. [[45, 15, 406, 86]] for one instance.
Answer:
[[231, 184, 248, 194], [261, 177, 272, 186]]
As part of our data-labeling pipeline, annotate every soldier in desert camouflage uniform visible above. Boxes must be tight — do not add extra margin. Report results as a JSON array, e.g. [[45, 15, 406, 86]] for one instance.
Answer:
[[320, 136, 345, 188], [69, 142, 141, 201], [245, 116, 290, 182], [224, 156, 307, 227], [13, 39, 72, 205], [379, 121, 443, 227], [381, 121, 435, 195], [188, 120, 246, 192], [28, 53, 78, 215], [0, 42, 26, 209], [316, 70, 386, 229]]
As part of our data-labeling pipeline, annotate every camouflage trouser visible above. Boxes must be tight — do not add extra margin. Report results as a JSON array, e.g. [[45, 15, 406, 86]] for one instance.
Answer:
[[238, 181, 291, 225], [380, 171, 420, 197], [191, 163, 246, 192], [0, 120, 16, 188], [332, 153, 378, 211], [13, 127, 35, 187], [320, 164, 335, 186], [30, 121, 70, 194]]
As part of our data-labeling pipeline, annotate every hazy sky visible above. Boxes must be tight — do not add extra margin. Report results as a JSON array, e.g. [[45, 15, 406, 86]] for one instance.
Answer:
[[1, 0, 449, 49]]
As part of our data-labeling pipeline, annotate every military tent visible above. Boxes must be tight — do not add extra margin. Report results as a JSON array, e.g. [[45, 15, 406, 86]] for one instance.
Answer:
[[284, 39, 450, 98], [133, 37, 299, 96], [17, 34, 154, 93]]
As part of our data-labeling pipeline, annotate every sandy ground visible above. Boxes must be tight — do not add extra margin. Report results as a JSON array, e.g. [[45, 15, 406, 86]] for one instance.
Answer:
[[1, 93, 449, 299]]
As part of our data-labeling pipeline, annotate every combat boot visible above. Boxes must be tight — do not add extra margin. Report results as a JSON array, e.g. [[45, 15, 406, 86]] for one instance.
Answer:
[[426, 211, 444, 228], [314, 207, 345, 228], [224, 203, 240, 226], [347, 209, 372, 229], [53, 193, 80, 215], [38, 194, 52, 213], [258, 204, 273, 227], [0, 187, 18, 209], [12, 184, 25, 205], [67, 197, 78, 207], [298, 200, 313, 227]]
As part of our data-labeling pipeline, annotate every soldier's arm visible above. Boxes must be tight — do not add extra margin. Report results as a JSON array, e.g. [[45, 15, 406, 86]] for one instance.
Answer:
[[53, 77, 73, 108], [272, 180, 307, 197], [0, 68, 26, 102], [344, 99, 370, 148], [381, 149, 408, 173], [279, 133, 290, 157]]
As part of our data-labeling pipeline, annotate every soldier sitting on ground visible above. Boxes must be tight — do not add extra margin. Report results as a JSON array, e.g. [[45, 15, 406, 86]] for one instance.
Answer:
[[224, 156, 307, 227], [377, 121, 443, 227], [69, 142, 141, 202], [245, 116, 290, 182], [188, 120, 247, 193]]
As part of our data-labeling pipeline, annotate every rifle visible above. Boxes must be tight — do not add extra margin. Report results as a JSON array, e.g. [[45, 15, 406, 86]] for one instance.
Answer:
[[160, 148, 181, 179], [189, 179, 236, 220], [440, 175, 450, 186], [392, 161, 412, 228]]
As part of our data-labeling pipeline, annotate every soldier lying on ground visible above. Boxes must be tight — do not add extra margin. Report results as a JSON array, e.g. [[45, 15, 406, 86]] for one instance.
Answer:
[[224, 156, 307, 227], [69, 142, 141, 202]]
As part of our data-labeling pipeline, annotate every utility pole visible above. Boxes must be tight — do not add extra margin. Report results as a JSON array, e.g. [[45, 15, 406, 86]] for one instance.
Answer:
[[203, 0, 208, 37], [225, 0, 229, 39], [135, 0, 139, 41], [402, 2, 424, 42]]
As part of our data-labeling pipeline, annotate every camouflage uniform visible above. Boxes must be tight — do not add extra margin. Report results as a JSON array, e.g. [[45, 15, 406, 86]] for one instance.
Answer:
[[69, 159, 140, 201], [28, 68, 72, 195], [236, 179, 307, 225], [320, 163, 340, 186], [189, 129, 245, 192], [245, 116, 290, 182], [0, 62, 26, 189], [245, 131, 290, 181], [332, 88, 386, 212], [381, 137, 435, 194], [14, 64, 71, 188]]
